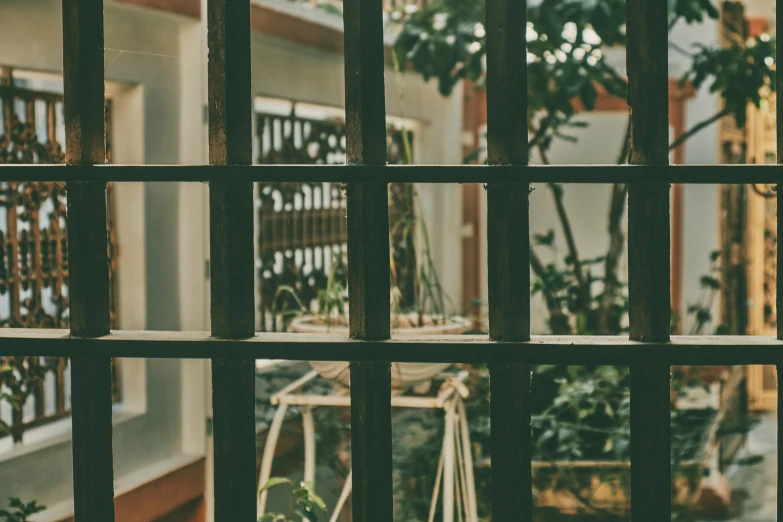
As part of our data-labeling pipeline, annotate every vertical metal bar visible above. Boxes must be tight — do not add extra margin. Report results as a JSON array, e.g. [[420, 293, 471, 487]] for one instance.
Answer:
[[206, 0, 256, 520], [342, 0, 392, 518], [776, 0, 782, 517], [627, 0, 671, 519], [484, 0, 532, 520], [61, 0, 115, 520]]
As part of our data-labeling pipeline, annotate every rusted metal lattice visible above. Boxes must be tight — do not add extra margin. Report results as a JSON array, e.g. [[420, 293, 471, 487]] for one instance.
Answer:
[[0, 0, 782, 521], [255, 108, 413, 331], [0, 67, 119, 443]]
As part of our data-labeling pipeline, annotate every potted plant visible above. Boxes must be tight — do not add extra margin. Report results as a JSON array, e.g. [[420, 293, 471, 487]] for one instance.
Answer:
[[276, 184, 469, 391], [390, 251, 748, 521]]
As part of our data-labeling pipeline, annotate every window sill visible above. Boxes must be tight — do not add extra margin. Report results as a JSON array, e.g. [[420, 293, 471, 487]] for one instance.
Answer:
[[33, 453, 205, 522], [0, 405, 141, 464]]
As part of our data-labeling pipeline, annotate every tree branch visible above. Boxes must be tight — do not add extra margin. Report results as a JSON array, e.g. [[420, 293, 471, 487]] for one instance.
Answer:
[[528, 116, 552, 151], [598, 183, 628, 333], [530, 246, 570, 334], [669, 108, 732, 152], [616, 119, 630, 165], [668, 41, 694, 58], [537, 144, 591, 312], [549, 182, 591, 306]]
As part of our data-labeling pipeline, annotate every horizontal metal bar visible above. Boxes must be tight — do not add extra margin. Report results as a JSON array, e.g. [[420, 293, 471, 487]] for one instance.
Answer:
[[1, 329, 782, 365], [0, 164, 781, 184], [272, 392, 454, 409]]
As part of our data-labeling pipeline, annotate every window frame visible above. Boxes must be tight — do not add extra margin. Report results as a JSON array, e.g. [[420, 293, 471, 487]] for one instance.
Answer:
[[1, 0, 781, 521]]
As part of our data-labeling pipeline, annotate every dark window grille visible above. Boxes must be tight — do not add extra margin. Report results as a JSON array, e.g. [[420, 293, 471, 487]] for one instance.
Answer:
[[0, 0, 780, 521]]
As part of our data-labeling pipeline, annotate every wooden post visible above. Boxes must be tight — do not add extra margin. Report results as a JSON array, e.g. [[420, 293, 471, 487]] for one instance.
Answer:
[[776, 0, 783, 517], [207, 0, 257, 520], [62, 0, 116, 520], [342, 0, 393, 518], [485, 0, 532, 519], [627, 0, 671, 520]]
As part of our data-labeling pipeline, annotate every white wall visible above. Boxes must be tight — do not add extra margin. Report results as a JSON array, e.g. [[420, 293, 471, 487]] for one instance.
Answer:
[[744, 0, 776, 30], [671, 16, 723, 334], [176, 24, 467, 330], [0, 0, 204, 514]]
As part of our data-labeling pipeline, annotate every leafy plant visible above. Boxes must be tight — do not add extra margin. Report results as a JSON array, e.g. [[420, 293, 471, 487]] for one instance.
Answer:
[[392, 0, 774, 152], [392, 252, 730, 519], [393, 0, 775, 338], [0, 357, 59, 443], [678, 250, 725, 335], [531, 225, 628, 335], [0, 362, 15, 437], [274, 192, 456, 329], [270, 254, 349, 330], [0, 498, 46, 522], [389, 183, 454, 326], [258, 478, 328, 522]]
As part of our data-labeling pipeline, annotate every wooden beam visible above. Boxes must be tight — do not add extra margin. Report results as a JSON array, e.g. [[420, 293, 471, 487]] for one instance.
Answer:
[[342, 0, 393, 518], [6, 163, 783, 184], [206, 0, 256, 521], [776, 0, 782, 517], [62, 0, 116, 520], [626, 0, 671, 520], [484, 0, 532, 521], [3, 330, 783, 365]]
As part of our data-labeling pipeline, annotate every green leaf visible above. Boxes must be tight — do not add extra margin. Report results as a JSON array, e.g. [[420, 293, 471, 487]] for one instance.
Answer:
[[294, 503, 320, 522], [595, 366, 620, 387], [300, 484, 327, 514], [533, 229, 555, 246], [700, 275, 721, 289], [576, 312, 588, 335], [1, 394, 20, 411], [579, 81, 598, 111], [260, 477, 294, 493]]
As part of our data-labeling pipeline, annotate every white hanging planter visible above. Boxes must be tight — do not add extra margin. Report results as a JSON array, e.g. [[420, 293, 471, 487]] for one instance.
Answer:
[[289, 315, 470, 391]]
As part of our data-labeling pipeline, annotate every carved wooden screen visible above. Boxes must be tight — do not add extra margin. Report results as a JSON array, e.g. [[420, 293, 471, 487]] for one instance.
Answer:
[[746, 88, 778, 410], [2, 0, 783, 521], [255, 107, 413, 331], [0, 68, 119, 443]]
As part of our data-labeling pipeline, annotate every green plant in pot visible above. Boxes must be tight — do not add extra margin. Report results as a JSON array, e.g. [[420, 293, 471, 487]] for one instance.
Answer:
[[277, 183, 469, 392], [392, 250, 737, 520]]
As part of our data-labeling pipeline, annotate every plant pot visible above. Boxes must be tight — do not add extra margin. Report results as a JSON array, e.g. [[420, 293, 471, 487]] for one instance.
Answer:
[[476, 408, 727, 519], [540, 410, 725, 518], [289, 315, 470, 391]]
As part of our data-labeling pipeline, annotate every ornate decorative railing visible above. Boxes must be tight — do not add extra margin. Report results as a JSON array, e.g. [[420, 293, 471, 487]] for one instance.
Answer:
[[255, 107, 413, 331], [0, 68, 119, 444]]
